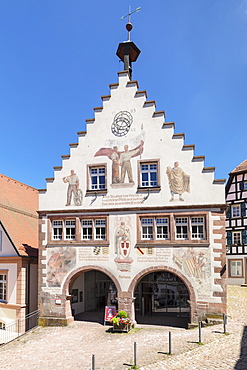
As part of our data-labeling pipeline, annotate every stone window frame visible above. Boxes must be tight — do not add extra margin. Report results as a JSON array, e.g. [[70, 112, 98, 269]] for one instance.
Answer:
[[86, 163, 107, 194], [51, 218, 76, 242], [0, 270, 8, 302], [137, 159, 161, 191], [140, 216, 170, 241], [137, 212, 209, 246], [48, 216, 109, 245], [228, 259, 243, 278]]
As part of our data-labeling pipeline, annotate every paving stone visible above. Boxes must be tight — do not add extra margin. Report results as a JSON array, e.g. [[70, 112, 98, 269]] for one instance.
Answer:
[[0, 286, 247, 369]]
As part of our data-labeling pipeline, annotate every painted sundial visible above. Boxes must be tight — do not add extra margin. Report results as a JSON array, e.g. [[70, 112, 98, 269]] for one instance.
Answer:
[[111, 111, 133, 137]]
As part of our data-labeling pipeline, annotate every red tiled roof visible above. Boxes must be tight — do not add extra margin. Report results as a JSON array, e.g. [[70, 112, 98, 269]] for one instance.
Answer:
[[231, 159, 247, 174], [0, 174, 38, 256]]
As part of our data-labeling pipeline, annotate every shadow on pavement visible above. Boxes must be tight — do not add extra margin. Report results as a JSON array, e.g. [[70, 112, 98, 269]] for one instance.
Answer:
[[135, 314, 189, 328], [234, 326, 247, 369]]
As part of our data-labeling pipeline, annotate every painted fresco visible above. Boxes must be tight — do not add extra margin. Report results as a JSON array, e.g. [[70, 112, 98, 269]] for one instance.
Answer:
[[95, 141, 144, 185], [166, 162, 190, 201], [173, 247, 211, 294], [63, 170, 82, 206], [114, 216, 133, 272], [46, 247, 76, 287]]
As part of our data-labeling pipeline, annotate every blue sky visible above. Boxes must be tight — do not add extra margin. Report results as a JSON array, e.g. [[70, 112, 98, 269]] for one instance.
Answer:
[[0, 0, 247, 189]]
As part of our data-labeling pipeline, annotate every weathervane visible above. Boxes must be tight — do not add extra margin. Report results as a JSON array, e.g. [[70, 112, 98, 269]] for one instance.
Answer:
[[120, 6, 141, 41]]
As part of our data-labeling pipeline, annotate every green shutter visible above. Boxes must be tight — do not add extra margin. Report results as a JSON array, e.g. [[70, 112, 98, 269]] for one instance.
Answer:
[[241, 203, 246, 217], [227, 231, 232, 245], [226, 206, 231, 219], [242, 230, 247, 245]]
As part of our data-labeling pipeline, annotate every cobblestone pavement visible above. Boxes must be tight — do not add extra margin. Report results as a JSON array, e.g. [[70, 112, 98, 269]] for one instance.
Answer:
[[0, 286, 247, 370]]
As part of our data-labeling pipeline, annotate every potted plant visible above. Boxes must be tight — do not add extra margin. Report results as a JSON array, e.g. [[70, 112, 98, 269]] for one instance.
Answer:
[[110, 310, 133, 332]]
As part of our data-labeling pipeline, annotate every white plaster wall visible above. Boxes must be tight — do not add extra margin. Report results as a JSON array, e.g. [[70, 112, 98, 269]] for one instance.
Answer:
[[40, 73, 225, 211], [0, 225, 18, 257], [0, 307, 16, 324]]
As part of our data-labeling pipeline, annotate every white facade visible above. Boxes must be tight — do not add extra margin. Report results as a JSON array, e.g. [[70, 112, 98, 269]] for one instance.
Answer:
[[39, 71, 226, 327]]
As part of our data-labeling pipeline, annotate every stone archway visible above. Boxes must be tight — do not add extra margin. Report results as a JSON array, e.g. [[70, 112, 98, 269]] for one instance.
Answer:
[[62, 266, 121, 322], [128, 266, 196, 325]]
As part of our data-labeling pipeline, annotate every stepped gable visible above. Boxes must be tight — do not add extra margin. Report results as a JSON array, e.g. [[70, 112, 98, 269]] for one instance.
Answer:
[[0, 174, 38, 256], [230, 159, 247, 174], [41, 70, 224, 194]]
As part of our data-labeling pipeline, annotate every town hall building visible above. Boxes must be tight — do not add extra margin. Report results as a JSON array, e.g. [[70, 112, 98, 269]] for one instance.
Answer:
[[38, 21, 227, 328]]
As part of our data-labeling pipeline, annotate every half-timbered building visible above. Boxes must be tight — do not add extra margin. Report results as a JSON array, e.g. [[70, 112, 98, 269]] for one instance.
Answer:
[[226, 160, 247, 285]]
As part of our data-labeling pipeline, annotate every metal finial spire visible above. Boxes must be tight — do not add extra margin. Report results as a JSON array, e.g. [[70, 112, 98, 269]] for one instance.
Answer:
[[120, 6, 141, 41]]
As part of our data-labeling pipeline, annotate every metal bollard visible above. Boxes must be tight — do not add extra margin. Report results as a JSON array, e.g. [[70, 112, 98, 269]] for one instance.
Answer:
[[92, 354, 95, 370], [168, 331, 172, 355], [198, 321, 202, 343], [223, 313, 227, 334], [134, 341, 137, 367]]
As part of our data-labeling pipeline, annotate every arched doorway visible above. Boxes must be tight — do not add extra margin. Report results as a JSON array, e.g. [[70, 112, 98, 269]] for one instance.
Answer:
[[134, 270, 190, 327], [68, 270, 118, 322]]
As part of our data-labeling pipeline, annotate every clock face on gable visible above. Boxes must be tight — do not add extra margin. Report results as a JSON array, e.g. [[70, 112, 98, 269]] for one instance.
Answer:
[[111, 111, 133, 137]]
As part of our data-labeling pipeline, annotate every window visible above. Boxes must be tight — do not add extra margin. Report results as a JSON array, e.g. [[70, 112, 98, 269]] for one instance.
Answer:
[[0, 274, 7, 301], [232, 205, 241, 218], [90, 167, 106, 190], [51, 220, 75, 241], [65, 220, 75, 240], [191, 217, 205, 239], [140, 163, 158, 187], [81, 220, 93, 240], [81, 218, 107, 241], [240, 181, 247, 190], [52, 220, 63, 240], [233, 231, 242, 245], [175, 217, 188, 239], [0, 322, 5, 330], [141, 217, 169, 240], [156, 218, 169, 239], [229, 260, 242, 277], [141, 219, 154, 239], [95, 219, 106, 240]]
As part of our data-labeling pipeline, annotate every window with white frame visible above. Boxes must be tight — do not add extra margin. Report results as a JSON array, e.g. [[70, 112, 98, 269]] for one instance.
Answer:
[[140, 162, 158, 187], [141, 218, 154, 239], [90, 167, 106, 190], [81, 220, 93, 240], [156, 218, 169, 239], [233, 231, 242, 245], [232, 205, 241, 218], [141, 217, 169, 240], [0, 274, 7, 301], [65, 220, 76, 240], [52, 220, 63, 240], [95, 219, 106, 240], [243, 182, 247, 190], [229, 260, 242, 277], [191, 217, 205, 239], [81, 219, 106, 241], [175, 217, 188, 239]]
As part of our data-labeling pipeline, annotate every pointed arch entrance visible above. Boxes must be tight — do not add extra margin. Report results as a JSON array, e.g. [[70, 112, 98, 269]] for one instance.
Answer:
[[62, 266, 121, 321], [129, 266, 196, 328]]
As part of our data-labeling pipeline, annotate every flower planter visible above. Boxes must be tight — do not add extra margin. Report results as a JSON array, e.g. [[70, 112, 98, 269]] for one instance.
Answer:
[[113, 323, 131, 332]]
